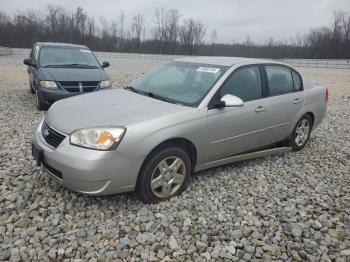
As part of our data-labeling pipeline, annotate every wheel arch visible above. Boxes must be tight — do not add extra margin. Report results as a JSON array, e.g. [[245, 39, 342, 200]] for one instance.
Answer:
[[288, 111, 315, 140], [138, 137, 198, 178], [304, 111, 315, 128]]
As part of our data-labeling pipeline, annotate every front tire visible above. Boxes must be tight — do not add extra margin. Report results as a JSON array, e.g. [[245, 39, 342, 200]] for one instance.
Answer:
[[29, 80, 35, 94], [136, 145, 191, 203], [35, 90, 47, 111], [289, 114, 312, 151]]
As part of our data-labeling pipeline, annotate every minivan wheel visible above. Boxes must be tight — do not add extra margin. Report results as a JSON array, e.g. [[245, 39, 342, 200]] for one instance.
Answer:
[[136, 145, 191, 203], [35, 90, 47, 111], [289, 114, 312, 151]]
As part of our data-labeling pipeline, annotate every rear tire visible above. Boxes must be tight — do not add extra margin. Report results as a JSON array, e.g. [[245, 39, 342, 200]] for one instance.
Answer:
[[289, 114, 312, 151], [136, 145, 191, 203]]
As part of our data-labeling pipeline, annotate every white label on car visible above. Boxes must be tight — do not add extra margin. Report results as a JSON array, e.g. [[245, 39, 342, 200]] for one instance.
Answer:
[[196, 67, 220, 73], [81, 49, 91, 53]]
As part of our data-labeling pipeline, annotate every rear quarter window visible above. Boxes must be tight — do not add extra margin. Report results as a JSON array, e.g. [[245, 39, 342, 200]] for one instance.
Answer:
[[292, 71, 303, 91]]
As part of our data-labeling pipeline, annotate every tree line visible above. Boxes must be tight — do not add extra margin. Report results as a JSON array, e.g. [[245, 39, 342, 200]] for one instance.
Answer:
[[0, 5, 349, 59]]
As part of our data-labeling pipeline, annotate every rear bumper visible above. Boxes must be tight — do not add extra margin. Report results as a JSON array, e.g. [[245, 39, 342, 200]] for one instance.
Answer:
[[32, 120, 144, 196], [314, 102, 327, 130]]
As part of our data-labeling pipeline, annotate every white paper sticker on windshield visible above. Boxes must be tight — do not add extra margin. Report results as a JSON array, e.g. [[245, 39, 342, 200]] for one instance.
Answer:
[[80, 49, 91, 53], [196, 67, 220, 73]]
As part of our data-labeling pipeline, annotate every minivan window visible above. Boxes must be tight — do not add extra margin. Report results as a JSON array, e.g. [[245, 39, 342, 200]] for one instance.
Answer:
[[32, 45, 39, 62], [39, 47, 100, 68], [29, 48, 34, 61], [220, 66, 262, 102], [266, 66, 294, 96]]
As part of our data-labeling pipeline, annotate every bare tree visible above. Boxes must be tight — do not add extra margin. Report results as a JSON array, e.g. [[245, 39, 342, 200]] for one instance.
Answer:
[[131, 14, 144, 52], [209, 29, 217, 54], [179, 19, 205, 55], [152, 7, 167, 53], [99, 17, 118, 51], [118, 10, 125, 39], [0, 5, 349, 58], [210, 29, 217, 44], [165, 9, 180, 54], [46, 5, 63, 37]]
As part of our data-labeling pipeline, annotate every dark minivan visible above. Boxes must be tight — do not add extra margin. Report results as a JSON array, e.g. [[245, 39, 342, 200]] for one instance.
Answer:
[[24, 42, 111, 110]]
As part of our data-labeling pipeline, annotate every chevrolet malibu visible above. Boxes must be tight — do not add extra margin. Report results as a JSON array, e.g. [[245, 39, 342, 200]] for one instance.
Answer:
[[24, 42, 111, 110], [32, 57, 328, 203]]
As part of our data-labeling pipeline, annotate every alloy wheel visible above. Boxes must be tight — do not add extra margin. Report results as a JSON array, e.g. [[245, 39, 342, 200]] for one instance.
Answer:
[[150, 156, 186, 198], [295, 119, 310, 147]]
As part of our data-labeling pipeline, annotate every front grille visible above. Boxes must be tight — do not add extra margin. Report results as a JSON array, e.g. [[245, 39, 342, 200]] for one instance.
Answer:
[[59, 81, 99, 93], [41, 121, 66, 148]]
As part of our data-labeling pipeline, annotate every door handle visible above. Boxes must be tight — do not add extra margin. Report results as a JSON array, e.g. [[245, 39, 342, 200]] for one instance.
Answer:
[[255, 106, 266, 113], [293, 98, 302, 104]]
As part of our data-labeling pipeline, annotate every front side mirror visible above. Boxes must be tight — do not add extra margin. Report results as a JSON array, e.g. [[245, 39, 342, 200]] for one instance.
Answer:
[[23, 59, 36, 67], [219, 94, 244, 107], [102, 61, 110, 68]]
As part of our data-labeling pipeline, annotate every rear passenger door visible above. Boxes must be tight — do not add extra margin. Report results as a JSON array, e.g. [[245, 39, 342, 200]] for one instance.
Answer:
[[260, 65, 305, 146]]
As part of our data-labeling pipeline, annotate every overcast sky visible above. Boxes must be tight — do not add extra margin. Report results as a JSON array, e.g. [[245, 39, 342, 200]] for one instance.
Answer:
[[1, 0, 349, 43]]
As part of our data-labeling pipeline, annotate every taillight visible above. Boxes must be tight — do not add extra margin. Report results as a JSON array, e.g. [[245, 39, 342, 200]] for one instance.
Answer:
[[325, 88, 329, 103]]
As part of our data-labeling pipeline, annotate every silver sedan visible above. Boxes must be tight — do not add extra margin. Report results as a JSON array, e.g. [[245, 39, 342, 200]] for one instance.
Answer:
[[32, 57, 328, 203]]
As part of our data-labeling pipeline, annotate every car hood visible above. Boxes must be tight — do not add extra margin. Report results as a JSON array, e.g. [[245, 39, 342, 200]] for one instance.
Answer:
[[46, 89, 190, 134], [40, 67, 108, 81]]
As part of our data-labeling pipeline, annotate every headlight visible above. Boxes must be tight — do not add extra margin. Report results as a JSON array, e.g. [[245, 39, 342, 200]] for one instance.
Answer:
[[39, 81, 57, 89], [70, 127, 126, 150], [100, 80, 111, 89]]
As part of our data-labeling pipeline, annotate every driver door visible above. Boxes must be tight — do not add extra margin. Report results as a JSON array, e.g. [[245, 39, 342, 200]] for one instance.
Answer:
[[205, 65, 270, 162]]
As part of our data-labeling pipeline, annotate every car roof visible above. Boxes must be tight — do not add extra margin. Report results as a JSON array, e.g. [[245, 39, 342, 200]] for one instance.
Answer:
[[35, 42, 88, 49], [174, 56, 285, 67]]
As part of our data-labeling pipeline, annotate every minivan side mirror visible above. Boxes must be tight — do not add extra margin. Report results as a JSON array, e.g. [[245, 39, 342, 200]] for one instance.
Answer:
[[23, 59, 37, 67], [102, 61, 110, 68], [217, 94, 244, 108]]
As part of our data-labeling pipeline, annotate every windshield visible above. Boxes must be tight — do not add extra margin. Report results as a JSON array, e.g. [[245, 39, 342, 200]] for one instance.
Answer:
[[39, 46, 100, 68], [130, 61, 227, 106]]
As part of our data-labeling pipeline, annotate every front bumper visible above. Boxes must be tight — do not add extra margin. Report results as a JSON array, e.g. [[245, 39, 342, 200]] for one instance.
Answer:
[[33, 120, 144, 195], [37, 88, 81, 105]]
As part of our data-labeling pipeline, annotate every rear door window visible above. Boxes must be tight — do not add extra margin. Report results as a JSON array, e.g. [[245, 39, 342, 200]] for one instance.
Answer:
[[265, 65, 294, 96]]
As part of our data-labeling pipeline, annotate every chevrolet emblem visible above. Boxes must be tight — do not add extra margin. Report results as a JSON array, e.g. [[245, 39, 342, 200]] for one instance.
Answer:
[[43, 128, 50, 137]]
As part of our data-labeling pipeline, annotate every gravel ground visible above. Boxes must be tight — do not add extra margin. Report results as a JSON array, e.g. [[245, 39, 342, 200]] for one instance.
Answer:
[[0, 55, 349, 261]]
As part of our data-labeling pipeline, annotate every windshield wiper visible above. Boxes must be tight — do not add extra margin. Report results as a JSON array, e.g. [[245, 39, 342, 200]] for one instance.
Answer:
[[124, 86, 144, 95], [124, 86, 177, 104], [146, 92, 177, 104], [43, 63, 98, 68], [67, 63, 99, 68], [43, 64, 61, 68]]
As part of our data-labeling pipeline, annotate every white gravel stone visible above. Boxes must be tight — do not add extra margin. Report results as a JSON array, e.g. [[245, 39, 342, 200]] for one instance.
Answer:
[[340, 250, 350, 256], [168, 235, 178, 250]]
